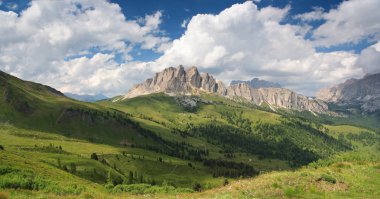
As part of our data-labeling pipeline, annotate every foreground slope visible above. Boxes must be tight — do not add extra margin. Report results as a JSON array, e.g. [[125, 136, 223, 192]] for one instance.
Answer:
[[0, 123, 378, 199]]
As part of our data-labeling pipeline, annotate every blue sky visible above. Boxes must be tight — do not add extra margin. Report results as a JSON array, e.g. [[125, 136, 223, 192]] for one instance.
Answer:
[[1, 0, 367, 62], [0, 0, 379, 96], [111, 0, 367, 61]]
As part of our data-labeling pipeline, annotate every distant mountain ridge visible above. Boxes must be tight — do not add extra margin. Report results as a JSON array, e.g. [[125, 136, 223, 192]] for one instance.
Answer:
[[118, 66, 328, 113], [316, 73, 380, 113], [230, 78, 281, 88], [65, 92, 108, 102]]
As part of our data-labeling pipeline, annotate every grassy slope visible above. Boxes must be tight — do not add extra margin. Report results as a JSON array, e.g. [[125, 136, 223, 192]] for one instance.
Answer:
[[99, 93, 291, 170], [1, 125, 378, 198], [0, 124, 226, 198], [172, 148, 380, 199], [99, 93, 352, 164], [0, 71, 153, 146], [0, 71, 379, 198]]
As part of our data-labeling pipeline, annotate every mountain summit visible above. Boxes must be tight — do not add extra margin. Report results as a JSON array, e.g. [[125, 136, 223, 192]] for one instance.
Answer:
[[316, 73, 380, 113], [121, 66, 225, 99], [118, 66, 328, 113]]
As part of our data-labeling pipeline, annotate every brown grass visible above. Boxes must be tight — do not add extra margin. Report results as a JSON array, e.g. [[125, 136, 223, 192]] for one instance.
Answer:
[[0, 192, 9, 199]]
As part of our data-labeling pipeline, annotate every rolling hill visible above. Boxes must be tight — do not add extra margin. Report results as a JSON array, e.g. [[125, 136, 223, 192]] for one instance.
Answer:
[[0, 70, 379, 198]]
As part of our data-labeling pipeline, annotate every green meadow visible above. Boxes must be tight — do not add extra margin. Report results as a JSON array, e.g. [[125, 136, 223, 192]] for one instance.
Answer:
[[0, 71, 379, 198]]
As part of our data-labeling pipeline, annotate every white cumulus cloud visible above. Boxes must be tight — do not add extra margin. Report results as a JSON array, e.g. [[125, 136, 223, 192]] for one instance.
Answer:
[[0, 0, 168, 96], [355, 42, 380, 74], [311, 0, 380, 47], [0, 0, 378, 97], [152, 1, 362, 95]]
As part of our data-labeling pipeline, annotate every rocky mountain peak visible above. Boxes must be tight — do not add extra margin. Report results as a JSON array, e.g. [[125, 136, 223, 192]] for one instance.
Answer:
[[122, 65, 222, 99], [120, 66, 329, 114], [316, 73, 380, 112], [186, 66, 201, 88]]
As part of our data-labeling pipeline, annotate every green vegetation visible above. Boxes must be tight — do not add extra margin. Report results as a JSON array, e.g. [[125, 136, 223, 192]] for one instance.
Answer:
[[0, 71, 379, 198]]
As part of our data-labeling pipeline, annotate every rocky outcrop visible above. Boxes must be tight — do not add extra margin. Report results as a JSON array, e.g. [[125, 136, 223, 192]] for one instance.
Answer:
[[122, 66, 224, 99], [231, 78, 281, 88], [226, 83, 328, 113], [316, 73, 380, 112], [120, 66, 329, 113]]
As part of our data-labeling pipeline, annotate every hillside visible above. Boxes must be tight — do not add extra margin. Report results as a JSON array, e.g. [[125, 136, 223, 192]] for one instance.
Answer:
[[0, 70, 379, 198]]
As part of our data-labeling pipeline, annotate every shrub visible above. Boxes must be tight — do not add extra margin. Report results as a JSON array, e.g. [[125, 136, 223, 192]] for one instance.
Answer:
[[223, 179, 229, 186], [111, 184, 193, 194], [69, 163, 76, 173], [319, 174, 336, 184], [112, 184, 151, 194], [0, 167, 46, 190], [272, 182, 281, 189], [193, 183, 202, 192], [104, 183, 114, 190], [44, 183, 85, 195], [90, 153, 98, 160], [284, 187, 303, 198], [0, 145, 4, 150]]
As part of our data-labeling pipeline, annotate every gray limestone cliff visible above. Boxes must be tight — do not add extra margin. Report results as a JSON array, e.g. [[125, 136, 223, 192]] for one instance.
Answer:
[[120, 66, 328, 113], [316, 73, 380, 112]]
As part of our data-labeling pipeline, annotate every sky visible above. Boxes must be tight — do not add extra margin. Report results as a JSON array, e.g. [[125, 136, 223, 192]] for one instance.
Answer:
[[0, 0, 379, 97]]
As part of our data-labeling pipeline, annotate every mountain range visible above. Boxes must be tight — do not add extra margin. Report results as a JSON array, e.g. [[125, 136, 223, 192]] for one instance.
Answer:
[[0, 68, 379, 198], [118, 66, 328, 114], [230, 78, 282, 88], [316, 73, 380, 113]]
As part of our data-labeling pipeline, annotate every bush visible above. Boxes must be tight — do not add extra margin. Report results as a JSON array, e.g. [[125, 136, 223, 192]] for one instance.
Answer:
[[112, 184, 193, 194], [112, 184, 151, 194], [0, 166, 84, 195], [193, 183, 202, 192], [104, 183, 114, 190], [44, 183, 85, 195], [223, 179, 229, 186], [0, 145, 4, 150], [0, 167, 46, 190], [318, 174, 336, 184], [69, 163, 77, 173], [284, 187, 303, 198], [90, 153, 98, 160]]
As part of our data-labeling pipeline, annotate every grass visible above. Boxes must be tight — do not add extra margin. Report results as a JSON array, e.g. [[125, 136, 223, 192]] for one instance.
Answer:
[[0, 124, 229, 189], [325, 124, 373, 135], [1, 71, 379, 198], [170, 148, 380, 199]]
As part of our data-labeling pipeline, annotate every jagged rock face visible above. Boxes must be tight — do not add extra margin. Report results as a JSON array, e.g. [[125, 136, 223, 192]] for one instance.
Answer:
[[316, 73, 380, 112], [231, 78, 281, 88], [226, 83, 328, 113], [121, 66, 329, 113], [123, 66, 224, 99]]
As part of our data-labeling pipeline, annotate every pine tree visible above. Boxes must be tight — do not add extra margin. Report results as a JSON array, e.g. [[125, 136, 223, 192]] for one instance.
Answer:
[[57, 158, 61, 168], [69, 163, 76, 173], [91, 153, 98, 160], [128, 171, 133, 184]]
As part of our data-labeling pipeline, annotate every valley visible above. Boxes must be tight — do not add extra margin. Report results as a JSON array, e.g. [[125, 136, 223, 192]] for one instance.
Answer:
[[1, 0, 379, 198], [0, 69, 379, 198]]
